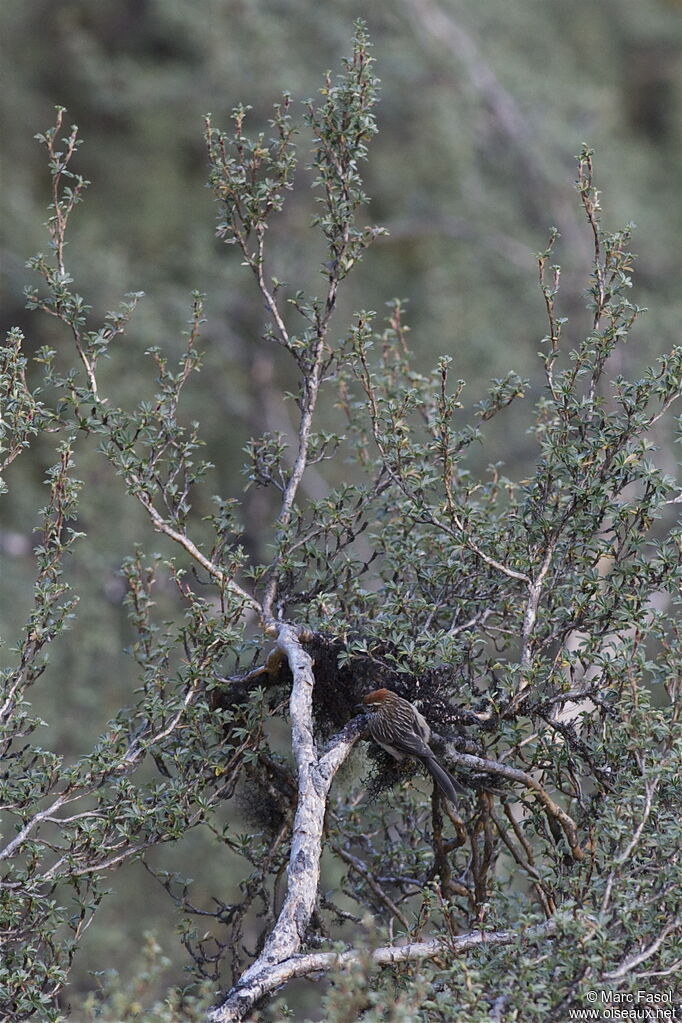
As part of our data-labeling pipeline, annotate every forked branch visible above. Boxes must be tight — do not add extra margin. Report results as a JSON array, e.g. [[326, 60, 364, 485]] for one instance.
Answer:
[[207, 624, 363, 1022]]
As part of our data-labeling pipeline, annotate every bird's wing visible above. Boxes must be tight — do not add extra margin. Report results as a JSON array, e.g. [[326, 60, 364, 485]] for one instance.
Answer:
[[370, 716, 433, 759]]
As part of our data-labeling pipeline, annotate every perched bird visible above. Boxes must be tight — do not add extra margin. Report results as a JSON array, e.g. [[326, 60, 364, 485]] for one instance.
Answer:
[[362, 688, 464, 804]]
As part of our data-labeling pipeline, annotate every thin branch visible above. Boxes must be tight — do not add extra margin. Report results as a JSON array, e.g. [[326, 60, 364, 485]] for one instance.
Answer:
[[440, 744, 583, 861], [275, 343, 326, 536], [633, 958, 682, 980], [448, 608, 493, 637], [254, 223, 292, 348], [331, 841, 410, 931], [614, 773, 658, 867], [446, 510, 530, 583], [490, 809, 554, 917], [603, 918, 682, 981], [260, 271, 341, 619], [520, 540, 557, 671], [136, 491, 262, 618]]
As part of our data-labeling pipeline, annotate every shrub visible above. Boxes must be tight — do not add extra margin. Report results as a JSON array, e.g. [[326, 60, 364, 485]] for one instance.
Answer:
[[1, 24, 680, 1023]]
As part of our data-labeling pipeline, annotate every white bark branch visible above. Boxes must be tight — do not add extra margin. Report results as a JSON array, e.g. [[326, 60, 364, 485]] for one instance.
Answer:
[[0, 793, 72, 862], [207, 624, 363, 1022], [520, 542, 556, 670], [210, 920, 556, 1020]]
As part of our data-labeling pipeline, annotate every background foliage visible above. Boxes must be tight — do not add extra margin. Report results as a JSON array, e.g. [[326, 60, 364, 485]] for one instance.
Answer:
[[1, 2, 682, 1020]]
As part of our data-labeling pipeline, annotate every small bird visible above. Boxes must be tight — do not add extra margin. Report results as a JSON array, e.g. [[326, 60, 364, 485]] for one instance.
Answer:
[[362, 688, 464, 804]]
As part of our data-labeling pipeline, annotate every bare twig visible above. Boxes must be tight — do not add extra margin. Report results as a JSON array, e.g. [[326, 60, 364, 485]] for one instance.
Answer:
[[441, 745, 583, 862], [491, 808, 554, 917], [331, 841, 410, 931]]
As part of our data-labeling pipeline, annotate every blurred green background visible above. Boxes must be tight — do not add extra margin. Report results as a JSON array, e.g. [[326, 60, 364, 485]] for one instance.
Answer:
[[2, 0, 682, 1013]]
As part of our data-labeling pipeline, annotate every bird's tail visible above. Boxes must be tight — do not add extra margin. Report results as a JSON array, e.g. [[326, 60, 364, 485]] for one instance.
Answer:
[[423, 756, 465, 804]]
